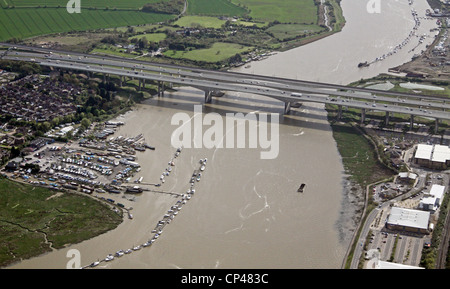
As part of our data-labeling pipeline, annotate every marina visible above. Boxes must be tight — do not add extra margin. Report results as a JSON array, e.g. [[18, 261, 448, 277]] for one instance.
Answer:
[[82, 150, 208, 269], [6, 0, 441, 269]]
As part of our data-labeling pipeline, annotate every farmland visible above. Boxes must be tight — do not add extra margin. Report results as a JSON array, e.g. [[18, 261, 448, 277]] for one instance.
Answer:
[[0, 1, 175, 42], [164, 42, 253, 62], [186, 0, 247, 17], [2, 0, 159, 9], [0, 0, 343, 67], [232, 0, 318, 23]]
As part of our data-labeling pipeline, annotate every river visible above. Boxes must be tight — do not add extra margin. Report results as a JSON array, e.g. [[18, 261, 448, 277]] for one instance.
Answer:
[[9, 0, 437, 269]]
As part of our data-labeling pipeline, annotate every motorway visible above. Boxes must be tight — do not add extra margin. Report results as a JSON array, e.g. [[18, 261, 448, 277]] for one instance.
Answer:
[[2, 43, 450, 121]]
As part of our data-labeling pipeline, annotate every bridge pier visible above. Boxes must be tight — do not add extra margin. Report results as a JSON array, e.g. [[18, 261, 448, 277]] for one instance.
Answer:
[[410, 115, 414, 131], [158, 81, 164, 97], [337, 105, 342, 119], [119, 76, 123, 87], [138, 78, 146, 91], [361, 108, 366, 124], [435, 118, 440, 134], [284, 102, 291, 114], [205, 90, 212, 103], [385, 111, 390, 126]]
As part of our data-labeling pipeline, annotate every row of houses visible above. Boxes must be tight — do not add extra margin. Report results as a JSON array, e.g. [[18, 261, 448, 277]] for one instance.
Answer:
[[0, 75, 78, 122]]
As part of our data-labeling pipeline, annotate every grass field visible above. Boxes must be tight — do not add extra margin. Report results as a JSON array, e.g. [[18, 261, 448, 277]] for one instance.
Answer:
[[232, 0, 318, 23], [0, 7, 174, 42], [164, 42, 253, 62], [2, 0, 159, 9], [186, 0, 247, 17], [0, 0, 177, 42], [129, 32, 167, 43], [0, 177, 122, 267], [174, 15, 228, 29]]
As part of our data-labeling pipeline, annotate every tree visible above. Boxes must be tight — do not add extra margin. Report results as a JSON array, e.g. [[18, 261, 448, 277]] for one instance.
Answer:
[[80, 118, 91, 129]]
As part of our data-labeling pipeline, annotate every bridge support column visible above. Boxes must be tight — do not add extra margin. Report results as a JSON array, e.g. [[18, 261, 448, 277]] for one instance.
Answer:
[[435, 118, 440, 134], [119, 76, 123, 87], [205, 90, 212, 103], [158, 81, 164, 97], [410, 115, 414, 131], [337, 105, 342, 119], [138, 79, 142, 91], [385, 111, 390, 126], [361, 108, 366, 124], [284, 102, 291, 114]]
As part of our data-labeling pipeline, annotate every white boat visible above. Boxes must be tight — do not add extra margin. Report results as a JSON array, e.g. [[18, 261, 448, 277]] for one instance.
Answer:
[[200, 164, 205, 171], [143, 242, 151, 247], [133, 245, 141, 251], [105, 254, 114, 261], [125, 249, 132, 254], [115, 250, 124, 257], [90, 261, 100, 267]]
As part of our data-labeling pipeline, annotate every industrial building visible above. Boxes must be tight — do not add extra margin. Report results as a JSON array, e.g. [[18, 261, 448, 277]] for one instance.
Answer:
[[386, 207, 431, 234], [419, 184, 446, 212], [414, 144, 450, 169]]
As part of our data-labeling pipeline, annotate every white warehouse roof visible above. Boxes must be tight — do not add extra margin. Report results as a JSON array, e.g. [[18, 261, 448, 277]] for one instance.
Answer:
[[415, 144, 450, 163], [387, 207, 430, 230], [415, 144, 433, 160], [431, 145, 450, 163], [429, 184, 445, 199]]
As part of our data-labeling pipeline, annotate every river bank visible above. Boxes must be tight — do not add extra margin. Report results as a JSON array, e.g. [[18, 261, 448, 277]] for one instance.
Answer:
[[7, 0, 440, 269]]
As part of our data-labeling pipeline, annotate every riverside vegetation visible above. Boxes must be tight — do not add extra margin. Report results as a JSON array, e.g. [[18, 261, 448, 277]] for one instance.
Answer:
[[4, 0, 345, 69], [0, 0, 346, 267]]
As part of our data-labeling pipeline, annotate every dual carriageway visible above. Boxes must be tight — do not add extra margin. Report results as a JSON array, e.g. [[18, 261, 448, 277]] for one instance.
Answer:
[[1, 43, 450, 131]]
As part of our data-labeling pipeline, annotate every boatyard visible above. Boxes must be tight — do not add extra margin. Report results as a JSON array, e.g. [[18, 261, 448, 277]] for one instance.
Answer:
[[1, 116, 210, 267]]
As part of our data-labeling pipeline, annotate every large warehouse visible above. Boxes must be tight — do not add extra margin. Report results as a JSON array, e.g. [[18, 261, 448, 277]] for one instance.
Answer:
[[386, 207, 431, 234], [414, 144, 450, 169]]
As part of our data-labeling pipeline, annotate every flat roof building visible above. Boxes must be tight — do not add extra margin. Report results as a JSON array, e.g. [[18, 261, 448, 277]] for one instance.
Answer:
[[419, 184, 446, 212], [414, 144, 450, 169], [386, 207, 430, 234]]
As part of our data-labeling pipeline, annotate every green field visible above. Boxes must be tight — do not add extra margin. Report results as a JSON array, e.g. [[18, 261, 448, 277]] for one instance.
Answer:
[[0, 0, 176, 42], [174, 15, 228, 29], [0, 177, 122, 267], [2, 0, 159, 9], [0, 7, 174, 42], [129, 32, 167, 43], [186, 0, 247, 17], [232, 0, 318, 23], [164, 42, 253, 62]]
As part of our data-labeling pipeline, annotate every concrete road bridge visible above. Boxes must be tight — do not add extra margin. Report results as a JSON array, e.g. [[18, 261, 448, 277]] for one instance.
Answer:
[[2, 43, 450, 132]]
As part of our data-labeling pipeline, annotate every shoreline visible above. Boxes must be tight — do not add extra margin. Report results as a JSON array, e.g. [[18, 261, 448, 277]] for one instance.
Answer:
[[4, 0, 443, 269]]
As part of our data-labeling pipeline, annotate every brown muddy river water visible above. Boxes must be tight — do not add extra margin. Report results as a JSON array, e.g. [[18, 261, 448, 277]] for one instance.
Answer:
[[10, 0, 437, 269]]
